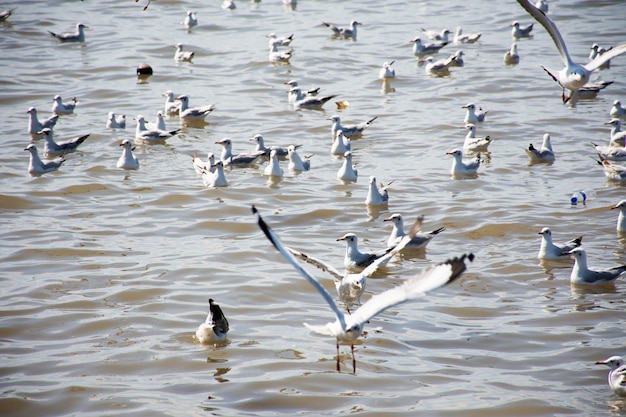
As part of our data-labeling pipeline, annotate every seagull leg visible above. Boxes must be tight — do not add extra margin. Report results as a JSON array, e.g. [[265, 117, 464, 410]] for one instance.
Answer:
[[351, 344, 356, 374], [336, 342, 341, 372]]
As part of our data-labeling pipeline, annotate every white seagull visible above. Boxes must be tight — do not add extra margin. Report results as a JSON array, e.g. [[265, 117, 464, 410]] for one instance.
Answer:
[[192, 151, 215, 175], [384, 213, 446, 249], [51, 95, 77, 114], [592, 143, 626, 162], [596, 356, 626, 397], [605, 119, 626, 147], [48, 23, 87, 42], [195, 299, 229, 344], [411, 37, 449, 55], [597, 159, 626, 181], [27, 107, 58, 135], [337, 151, 358, 182], [422, 56, 455, 75], [462, 103, 487, 123], [323, 20, 361, 38], [221, 0, 236, 9], [253, 205, 472, 373], [263, 150, 284, 177], [0, 7, 16, 22], [216, 138, 266, 167], [611, 200, 626, 232], [117, 139, 140, 170], [202, 161, 228, 188], [250, 134, 298, 160], [537, 227, 582, 260], [338, 232, 393, 270], [134, 115, 180, 141], [510, 21, 533, 38], [268, 40, 293, 63], [526, 133, 555, 163], [106, 112, 126, 129], [364, 176, 391, 206], [183, 11, 197, 29], [331, 130, 351, 156], [379, 61, 396, 79], [462, 124, 492, 154], [24, 144, 65, 176], [268, 33, 294, 47], [40, 128, 89, 156], [535, 0, 548, 13], [328, 115, 377, 138], [285, 80, 320, 103], [162, 90, 180, 114], [287, 145, 311, 171], [420, 28, 451, 42], [448, 50, 464, 67], [564, 247, 626, 285], [175, 95, 216, 121], [609, 100, 626, 119], [446, 149, 480, 175], [515, 0, 626, 102], [290, 87, 337, 110], [504, 43, 520, 65], [174, 43, 194, 61], [453, 27, 481, 44]]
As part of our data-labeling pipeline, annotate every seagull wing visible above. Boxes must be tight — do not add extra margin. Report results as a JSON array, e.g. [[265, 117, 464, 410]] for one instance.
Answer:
[[585, 43, 626, 72], [286, 246, 344, 281]]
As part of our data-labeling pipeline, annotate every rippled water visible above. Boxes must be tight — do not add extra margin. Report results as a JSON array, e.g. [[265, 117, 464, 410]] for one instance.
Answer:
[[2, 0, 626, 416]]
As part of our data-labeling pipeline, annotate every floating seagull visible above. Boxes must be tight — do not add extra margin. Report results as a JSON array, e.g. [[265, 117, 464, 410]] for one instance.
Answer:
[[462, 103, 487, 123], [202, 161, 228, 187], [421, 55, 454, 75], [221, 0, 236, 9], [337, 151, 358, 182], [134, 115, 180, 141], [192, 151, 215, 175], [268, 33, 294, 47], [605, 119, 626, 147], [253, 205, 472, 373], [364, 176, 391, 206], [597, 159, 626, 181], [515, 0, 626, 103], [453, 27, 481, 44], [175, 95, 216, 121], [510, 21, 533, 38], [117, 139, 139, 170], [216, 138, 266, 167], [411, 36, 449, 55], [48, 23, 87, 42], [263, 150, 284, 177], [535, 0, 548, 13], [162, 90, 180, 114], [51, 95, 77, 114], [27, 107, 58, 135], [40, 128, 89, 156], [290, 87, 337, 110], [0, 7, 16, 22], [448, 50, 464, 67], [420, 28, 451, 42], [462, 124, 492, 154], [564, 247, 626, 285], [106, 112, 126, 129], [287, 145, 311, 171], [24, 144, 65, 176], [379, 60, 396, 79], [195, 299, 229, 344], [526, 133, 555, 163], [612, 200, 626, 232], [174, 43, 194, 61], [285, 80, 320, 103], [610, 100, 626, 119], [330, 130, 351, 156], [447, 148, 480, 176], [338, 232, 393, 270], [591, 142, 626, 162], [328, 115, 377, 138], [504, 43, 520, 65], [250, 134, 299, 160], [589, 44, 613, 69], [268, 40, 293, 63], [596, 356, 626, 397], [384, 213, 445, 249], [323, 20, 361, 38], [537, 227, 582, 260], [182, 11, 197, 29], [146, 111, 167, 132]]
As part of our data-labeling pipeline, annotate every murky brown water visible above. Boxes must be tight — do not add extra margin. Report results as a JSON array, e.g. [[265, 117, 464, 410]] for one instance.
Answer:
[[1, 0, 626, 416]]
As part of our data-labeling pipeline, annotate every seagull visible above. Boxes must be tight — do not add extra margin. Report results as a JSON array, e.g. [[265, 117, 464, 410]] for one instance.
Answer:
[[331, 130, 351, 156], [510, 21, 533, 38], [268, 33, 294, 47], [48, 23, 87, 42], [421, 55, 455, 75], [526, 133, 555, 163], [453, 27, 481, 44], [134, 115, 180, 141], [202, 161, 228, 187], [192, 151, 215, 175], [410, 37, 449, 55], [589, 44, 613, 69], [182, 11, 197, 29], [612, 200, 626, 232], [537, 227, 582, 260], [592, 142, 626, 162], [323, 20, 361, 38], [287, 145, 311, 171], [446, 149, 480, 175], [39, 128, 89, 157], [462, 103, 487, 123], [250, 134, 299, 160], [146, 111, 167, 132], [27, 107, 58, 135], [448, 50, 464, 67], [268, 40, 293, 62], [215, 138, 266, 167], [535, 0, 548, 13], [106, 112, 126, 129], [51, 95, 77, 114], [384, 213, 446, 249], [0, 7, 16, 22], [174, 43, 194, 61], [421, 28, 451, 42], [610, 100, 626, 119], [195, 299, 229, 344], [290, 87, 337, 110], [338, 232, 394, 270], [221, 0, 236, 9], [515, 0, 626, 103], [117, 139, 139, 170], [162, 90, 180, 114], [596, 159, 626, 181], [328, 115, 377, 138], [364, 176, 391, 206], [285, 80, 320, 103], [263, 150, 284, 177], [605, 119, 626, 147], [596, 356, 626, 397], [462, 124, 492, 154], [24, 144, 65, 176], [379, 61, 396, 79], [504, 43, 520, 65], [337, 151, 358, 182], [564, 247, 626, 285], [253, 205, 472, 373], [175, 95, 216, 121]]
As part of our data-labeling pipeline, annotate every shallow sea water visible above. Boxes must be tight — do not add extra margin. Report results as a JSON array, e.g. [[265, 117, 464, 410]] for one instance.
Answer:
[[1, 0, 626, 416]]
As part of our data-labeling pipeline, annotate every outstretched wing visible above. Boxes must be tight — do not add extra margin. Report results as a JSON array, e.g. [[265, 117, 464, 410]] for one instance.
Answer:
[[253, 206, 346, 329], [585, 43, 626, 72], [349, 253, 473, 326], [286, 246, 344, 281]]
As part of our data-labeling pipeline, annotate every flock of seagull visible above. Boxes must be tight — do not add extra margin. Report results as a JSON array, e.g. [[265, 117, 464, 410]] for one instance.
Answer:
[[10, 0, 626, 390]]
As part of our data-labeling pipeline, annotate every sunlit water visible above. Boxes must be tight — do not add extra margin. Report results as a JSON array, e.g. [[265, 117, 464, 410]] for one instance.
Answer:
[[1, 1, 626, 416]]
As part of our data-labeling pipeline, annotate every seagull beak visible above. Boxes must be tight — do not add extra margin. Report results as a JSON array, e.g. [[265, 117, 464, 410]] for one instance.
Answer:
[[611, 205, 618, 210], [336, 237, 345, 241], [595, 360, 607, 365]]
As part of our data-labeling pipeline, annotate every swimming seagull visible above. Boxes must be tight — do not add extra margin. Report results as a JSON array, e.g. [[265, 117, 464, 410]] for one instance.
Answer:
[[162, 90, 180, 114], [268, 33, 294, 47], [250, 134, 299, 160], [525, 133, 555, 163], [24, 144, 65, 176], [605, 119, 626, 147], [595, 356, 626, 397], [287, 145, 311, 171], [268, 40, 293, 63], [195, 299, 229, 344], [106, 112, 126, 129], [338, 232, 394, 270], [51, 95, 77, 114], [535, 0, 548, 13], [364, 176, 391, 206], [253, 205, 472, 373], [446, 149, 480, 175], [462, 103, 487, 123], [379, 61, 396, 79], [330, 130, 351, 156], [328, 115, 377, 138], [290, 87, 337, 110], [192, 151, 215, 175], [384, 213, 446, 249], [182, 11, 197, 29], [134, 115, 180, 141], [537, 227, 582, 260], [453, 27, 481, 44], [117, 139, 139, 170], [221, 0, 236, 9], [215, 138, 266, 167], [263, 150, 284, 177], [448, 50, 464, 67], [589, 44, 613, 69], [564, 247, 626, 285], [48, 23, 88, 42], [175, 95, 216, 121], [27, 107, 58, 135], [515, 0, 626, 103], [504, 43, 520, 65], [420, 28, 451, 42], [611, 200, 626, 233], [510, 21, 533, 38], [174, 43, 194, 61], [610, 100, 626, 119], [40, 128, 89, 156], [0, 7, 16, 22], [337, 151, 358, 182], [410, 37, 449, 55], [285, 80, 320, 103], [421, 56, 455, 75], [462, 124, 492, 154], [202, 161, 228, 187], [323, 20, 362, 38], [596, 159, 626, 181]]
